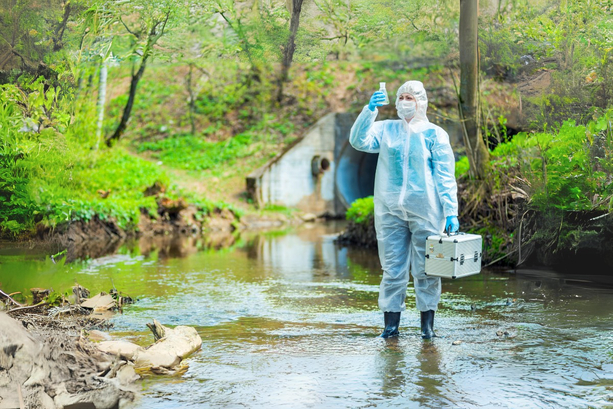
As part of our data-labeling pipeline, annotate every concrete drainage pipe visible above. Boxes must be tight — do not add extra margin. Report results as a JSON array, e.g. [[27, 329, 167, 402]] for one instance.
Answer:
[[311, 155, 331, 175]]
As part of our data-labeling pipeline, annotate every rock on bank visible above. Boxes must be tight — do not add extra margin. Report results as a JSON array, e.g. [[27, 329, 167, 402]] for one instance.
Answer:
[[0, 313, 138, 408]]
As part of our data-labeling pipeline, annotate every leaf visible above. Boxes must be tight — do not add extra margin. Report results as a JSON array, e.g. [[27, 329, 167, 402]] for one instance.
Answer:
[[596, 116, 608, 131]]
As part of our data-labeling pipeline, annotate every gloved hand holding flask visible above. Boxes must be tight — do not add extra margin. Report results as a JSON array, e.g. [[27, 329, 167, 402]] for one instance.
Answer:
[[368, 91, 388, 112]]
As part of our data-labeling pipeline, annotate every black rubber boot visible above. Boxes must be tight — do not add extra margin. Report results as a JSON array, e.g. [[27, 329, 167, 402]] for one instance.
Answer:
[[420, 310, 436, 339], [380, 312, 401, 338]]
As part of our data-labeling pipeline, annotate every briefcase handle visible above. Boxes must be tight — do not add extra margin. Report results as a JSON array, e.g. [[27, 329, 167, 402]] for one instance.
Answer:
[[443, 226, 463, 237]]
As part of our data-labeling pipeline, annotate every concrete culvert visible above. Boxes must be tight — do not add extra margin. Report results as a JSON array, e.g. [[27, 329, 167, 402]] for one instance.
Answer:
[[311, 155, 331, 175], [335, 140, 378, 210]]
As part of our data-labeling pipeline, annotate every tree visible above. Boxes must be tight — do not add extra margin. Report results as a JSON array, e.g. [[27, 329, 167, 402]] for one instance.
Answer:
[[213, 0, 259, 72], [276, 0, 305, 103], [0, 0, 79, 80], [313, 0, 358, 59], [79, 2, 116, 150], [459, 0, 490, 179], [106, 0, 182, 146], [210, 0, 288, 85]]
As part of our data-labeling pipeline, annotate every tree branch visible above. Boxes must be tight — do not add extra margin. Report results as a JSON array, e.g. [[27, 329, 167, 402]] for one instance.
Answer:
[[0, 289, 24, 307], [7, 302, 49, 315], [53, 1, 72, 51], [119, 16, 138, 37], [217, 10, 234, 30]]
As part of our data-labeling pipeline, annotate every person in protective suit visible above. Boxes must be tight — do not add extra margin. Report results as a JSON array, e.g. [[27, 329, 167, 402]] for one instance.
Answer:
[[349, 80, 459, 339]]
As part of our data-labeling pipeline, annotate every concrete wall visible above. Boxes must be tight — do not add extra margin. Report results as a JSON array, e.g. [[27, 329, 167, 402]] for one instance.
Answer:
[[246, 112, 378, 217], [247, 113, 338, 215]]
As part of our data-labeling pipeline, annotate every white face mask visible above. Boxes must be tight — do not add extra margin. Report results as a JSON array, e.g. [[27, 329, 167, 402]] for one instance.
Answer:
[[396, 100, 416, 119]]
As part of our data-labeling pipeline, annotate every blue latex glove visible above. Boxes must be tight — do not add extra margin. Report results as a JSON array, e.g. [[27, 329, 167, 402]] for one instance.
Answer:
[[368, 91, 387, 112], [445, 216, 459, 234]]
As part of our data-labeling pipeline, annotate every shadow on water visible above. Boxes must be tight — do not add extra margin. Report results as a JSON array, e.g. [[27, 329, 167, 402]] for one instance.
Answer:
[[2, 221, 613, 408]]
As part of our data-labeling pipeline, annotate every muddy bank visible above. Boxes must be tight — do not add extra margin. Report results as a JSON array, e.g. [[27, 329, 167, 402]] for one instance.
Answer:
[[517, 209, 613, 271], [335, 215, 376, 249], [28, 203, 307, 262]]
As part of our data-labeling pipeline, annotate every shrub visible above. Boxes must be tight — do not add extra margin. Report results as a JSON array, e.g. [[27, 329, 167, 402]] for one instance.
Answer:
[[490, 110, 613, 212], [346, 196, 374, 225]]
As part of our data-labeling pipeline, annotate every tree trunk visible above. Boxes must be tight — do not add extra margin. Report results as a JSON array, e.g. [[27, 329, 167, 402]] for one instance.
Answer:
[[52, 2, 71, 51], [106, 56, 148, 146], [187, 63, 196, 135], [106, 11, 170, 147], [459, 0, 490, 179], [277, 0, 304, 103], [95, 60, 107, 151]]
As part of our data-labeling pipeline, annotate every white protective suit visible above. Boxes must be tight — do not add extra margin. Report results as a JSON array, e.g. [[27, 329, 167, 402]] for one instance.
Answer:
[[349, 81, 458, 312]]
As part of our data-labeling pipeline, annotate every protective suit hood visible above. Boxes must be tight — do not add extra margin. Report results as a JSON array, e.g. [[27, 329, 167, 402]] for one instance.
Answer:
[[395, 80, 428, 122]]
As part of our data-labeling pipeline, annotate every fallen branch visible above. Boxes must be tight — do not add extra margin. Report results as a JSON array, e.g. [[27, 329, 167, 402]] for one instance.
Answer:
[[146, 319, 166, 341], [0, 289, 24, 307], [483, 249, 517, 268], [6, 302, 48, 315]]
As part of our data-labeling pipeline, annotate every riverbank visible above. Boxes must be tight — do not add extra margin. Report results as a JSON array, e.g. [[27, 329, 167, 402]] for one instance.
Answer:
[[336, 182, 613, 271], [18, 199, 311, 262], [0, 274, 205, 408], [337, 207, 613, 271]]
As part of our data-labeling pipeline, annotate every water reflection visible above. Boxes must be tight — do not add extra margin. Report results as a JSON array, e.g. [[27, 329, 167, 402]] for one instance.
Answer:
[[245, 228, 350, 280], [238, 222, 381, 286], [2, 222, 613, 408], [376, 338, 406, 400], [415, 343, 445, 407]]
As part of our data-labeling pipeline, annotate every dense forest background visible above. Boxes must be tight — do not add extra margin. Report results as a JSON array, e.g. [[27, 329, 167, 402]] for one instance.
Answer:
[[1, 0, 612, 267]]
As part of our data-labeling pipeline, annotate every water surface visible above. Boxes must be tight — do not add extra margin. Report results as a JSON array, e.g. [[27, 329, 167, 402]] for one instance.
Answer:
[[1, 223, 613, 408]]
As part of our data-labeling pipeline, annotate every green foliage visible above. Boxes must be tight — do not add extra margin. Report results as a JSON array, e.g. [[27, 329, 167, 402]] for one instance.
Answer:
[[306, 0, 458, 62], [346, 196, 374, 224], [0, 83, 72, 235], [479, 1, 613, 127], [0, 0, 83, 77], [136, 129, 274, 171], [455, 156, 470, 178], [46, 290, 71, 306], [491, 110, 613, 212], [0, 82, 168, 237], [469, 225, 510, 265]]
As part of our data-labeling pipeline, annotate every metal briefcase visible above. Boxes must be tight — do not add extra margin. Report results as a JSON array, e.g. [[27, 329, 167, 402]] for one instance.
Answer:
[[424, 232, 482, 279]]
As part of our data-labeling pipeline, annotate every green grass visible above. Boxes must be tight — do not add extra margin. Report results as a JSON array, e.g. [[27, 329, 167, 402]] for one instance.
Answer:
[[135, 131, 278, 171]]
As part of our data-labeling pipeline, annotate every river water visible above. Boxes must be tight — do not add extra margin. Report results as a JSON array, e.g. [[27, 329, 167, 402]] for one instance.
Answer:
[[2, 222, 613, 408]]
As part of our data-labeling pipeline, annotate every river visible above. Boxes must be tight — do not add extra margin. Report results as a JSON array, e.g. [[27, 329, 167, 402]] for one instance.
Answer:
[[1, 222, 613, 408]]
